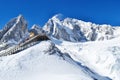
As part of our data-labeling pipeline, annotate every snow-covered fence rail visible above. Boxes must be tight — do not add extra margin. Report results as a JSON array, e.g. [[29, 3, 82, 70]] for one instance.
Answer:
[[0, 41, 39, 57], [0, 34, 50, 57]]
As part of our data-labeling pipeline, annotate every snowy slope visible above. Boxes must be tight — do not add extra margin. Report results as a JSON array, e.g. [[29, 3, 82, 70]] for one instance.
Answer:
[[54, 36, 120, 80], [0, 41, 94, 80]]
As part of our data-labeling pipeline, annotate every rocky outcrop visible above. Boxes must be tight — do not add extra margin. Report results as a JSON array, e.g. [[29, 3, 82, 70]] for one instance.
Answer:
[[0, 15, 28, 51], [0, 15, 28, 43], [31, 24, 45, 35]]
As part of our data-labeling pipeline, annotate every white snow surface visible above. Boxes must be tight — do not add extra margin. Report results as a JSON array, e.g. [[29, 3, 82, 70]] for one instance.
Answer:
[[0, 41, 93, 80], [54, 36, 120, 80]]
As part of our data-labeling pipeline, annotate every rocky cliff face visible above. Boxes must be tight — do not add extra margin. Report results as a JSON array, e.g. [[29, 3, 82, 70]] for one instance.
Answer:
[[0, 15, 28, 43], [0, 15, 28, 51], [43, 14, 120, 42]]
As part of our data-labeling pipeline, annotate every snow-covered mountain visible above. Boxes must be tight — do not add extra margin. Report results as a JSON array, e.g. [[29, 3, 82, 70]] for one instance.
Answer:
[[43, 14, 120, 42], [0, 15, 28, 43], [0, 14, 120, 80], [0, 15, 28, 51]]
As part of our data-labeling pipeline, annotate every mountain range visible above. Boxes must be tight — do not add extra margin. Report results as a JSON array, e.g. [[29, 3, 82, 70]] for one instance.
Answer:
[[0, 14, 120, 44], [0, 14, 120, 80]]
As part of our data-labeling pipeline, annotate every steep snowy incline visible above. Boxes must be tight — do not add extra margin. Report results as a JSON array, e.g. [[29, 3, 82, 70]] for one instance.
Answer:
[[55, 36, 120, 80], [0, 41, 93, 80]]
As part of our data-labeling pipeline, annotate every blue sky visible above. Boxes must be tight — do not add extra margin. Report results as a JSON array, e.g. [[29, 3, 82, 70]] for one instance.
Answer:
[[0, 0, 120, 28]]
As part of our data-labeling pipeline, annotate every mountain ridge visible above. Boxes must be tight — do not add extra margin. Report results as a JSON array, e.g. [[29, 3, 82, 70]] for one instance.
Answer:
[[0, 14, 120, 43], [43, 14, 120, 42], [0, 14, 120, 51]]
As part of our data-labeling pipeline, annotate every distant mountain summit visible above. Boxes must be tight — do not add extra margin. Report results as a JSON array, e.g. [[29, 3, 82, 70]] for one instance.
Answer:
[[0, 15, 28, 43], [31, 24, 45, 35], [52, 14, 65, 21], [0, 15, 28, 51]]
